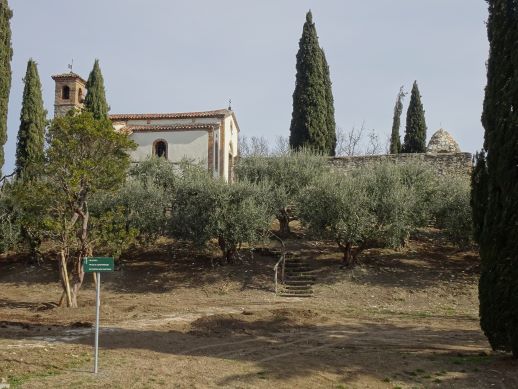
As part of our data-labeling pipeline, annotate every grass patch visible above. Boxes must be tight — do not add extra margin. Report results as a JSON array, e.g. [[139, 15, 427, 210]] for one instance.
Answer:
[[8, 369, 59, 388], [7, 354, 90, 388], [449, 354, 491, 366]]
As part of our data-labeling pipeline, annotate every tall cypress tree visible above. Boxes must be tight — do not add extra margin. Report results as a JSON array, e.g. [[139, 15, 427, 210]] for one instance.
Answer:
[[471, 150, 488, 244], [478, 0, 518, 358], [289, 11, 335, 155], [389, 86, 405, 154], [0, 0, 13, 176], [84, 59, 109, 120], [15, 59, 47, 177], [321, 49, 336, 156], [402, 81, 427, 153]]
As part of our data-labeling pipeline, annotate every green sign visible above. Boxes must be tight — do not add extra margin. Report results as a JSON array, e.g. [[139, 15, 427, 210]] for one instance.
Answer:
[[83, 257, 114, 273]]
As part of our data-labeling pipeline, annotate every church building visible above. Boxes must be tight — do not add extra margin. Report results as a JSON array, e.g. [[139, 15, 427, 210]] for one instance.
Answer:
[[52, 72, 239, 182]]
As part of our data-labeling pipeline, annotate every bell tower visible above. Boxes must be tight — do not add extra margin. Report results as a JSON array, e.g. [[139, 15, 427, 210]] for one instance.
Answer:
[[51, 72, 86, 117]]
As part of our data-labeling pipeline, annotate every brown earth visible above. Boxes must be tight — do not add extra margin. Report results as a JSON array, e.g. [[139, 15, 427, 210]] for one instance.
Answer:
[[1, 229, 517, 388]]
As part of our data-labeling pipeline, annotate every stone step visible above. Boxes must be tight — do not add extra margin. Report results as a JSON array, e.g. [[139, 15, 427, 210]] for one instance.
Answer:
[[284, 263, 312, 269], [278, 290, 313, 296], [284, 267, 314, 273], [278, 294, 313, 298], [285, 272, 317, 278], [285, 267, 317, 272], [283, 284, 312, 290], [283, 289, 312, 294], [284, 280, 315, 285], [284, 273, 317, 281]]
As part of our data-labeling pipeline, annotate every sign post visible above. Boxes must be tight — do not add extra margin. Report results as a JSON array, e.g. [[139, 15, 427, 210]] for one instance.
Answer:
[[83, 257, 114, 374]]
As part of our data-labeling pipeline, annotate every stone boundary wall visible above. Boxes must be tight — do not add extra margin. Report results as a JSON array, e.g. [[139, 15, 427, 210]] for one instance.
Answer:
[[330, 152, 473, 176]]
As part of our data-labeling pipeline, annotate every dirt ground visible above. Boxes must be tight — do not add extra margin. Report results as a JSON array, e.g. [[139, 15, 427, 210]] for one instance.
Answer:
[[1, 229, 517, 388]]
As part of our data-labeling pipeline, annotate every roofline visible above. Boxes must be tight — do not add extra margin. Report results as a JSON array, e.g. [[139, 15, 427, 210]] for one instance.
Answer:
[[120, 123, 219, 135], [109, 109, 233, 121], [229, 111, 241, 133], [51, 72, 87, 84]]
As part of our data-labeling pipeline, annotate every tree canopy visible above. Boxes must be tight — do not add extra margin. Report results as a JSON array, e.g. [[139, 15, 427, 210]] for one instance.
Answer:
[[389, 87, 405, 154], [477, 0, 518, 358], [0, 0, 13, 176], [15, 59, 47, 177], [289, 11, 336, 155], [84, 59, 110, 120], [402, 81, 427, 153]]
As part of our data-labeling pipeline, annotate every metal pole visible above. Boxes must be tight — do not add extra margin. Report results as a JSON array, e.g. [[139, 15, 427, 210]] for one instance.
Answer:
[[94, 272, 100, 374]]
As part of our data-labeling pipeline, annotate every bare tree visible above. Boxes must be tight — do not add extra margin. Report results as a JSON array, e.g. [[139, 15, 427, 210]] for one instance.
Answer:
[[239, 136, 270, 157], [272, 136, 290, 155], [335, 124, 365, 156], [365, 128, 382, 156]]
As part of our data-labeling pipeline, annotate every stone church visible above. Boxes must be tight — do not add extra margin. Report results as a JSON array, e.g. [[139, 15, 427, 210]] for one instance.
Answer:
[[52, 72, 239, 182]]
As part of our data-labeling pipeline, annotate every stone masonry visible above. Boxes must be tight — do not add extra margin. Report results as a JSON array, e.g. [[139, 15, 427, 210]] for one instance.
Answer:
[[427, 128, 461, 153], [330, 152, 473, 176]]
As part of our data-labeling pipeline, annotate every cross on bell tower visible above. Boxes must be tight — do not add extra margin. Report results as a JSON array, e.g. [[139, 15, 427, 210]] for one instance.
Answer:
[[51, 68, 86, 117]]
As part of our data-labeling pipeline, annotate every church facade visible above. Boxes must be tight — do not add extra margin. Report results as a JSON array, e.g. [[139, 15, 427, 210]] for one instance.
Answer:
[[52, 72, 239, 182]]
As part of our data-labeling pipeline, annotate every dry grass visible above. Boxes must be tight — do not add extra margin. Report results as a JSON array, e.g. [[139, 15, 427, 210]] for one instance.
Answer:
[[0, 229, 517, 388]]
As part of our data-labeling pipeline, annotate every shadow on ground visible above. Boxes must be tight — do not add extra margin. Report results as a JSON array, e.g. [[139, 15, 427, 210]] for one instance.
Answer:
[[0, 309, 516, 388]]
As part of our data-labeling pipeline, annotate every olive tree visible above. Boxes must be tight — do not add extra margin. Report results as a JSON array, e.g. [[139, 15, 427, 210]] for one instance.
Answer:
[[11, 112, 136, 307], [0, 183, 19, 253], [235, 150, 327, 235], [298, 172, 376, 266], [432, 174, 472, 245], [298, 162, 439, 267], [90, 172, 170, 245], [170, 164, 274, 264]]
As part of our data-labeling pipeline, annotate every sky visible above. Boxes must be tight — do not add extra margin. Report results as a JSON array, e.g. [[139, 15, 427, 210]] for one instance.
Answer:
[[3, 0, 489, 174]]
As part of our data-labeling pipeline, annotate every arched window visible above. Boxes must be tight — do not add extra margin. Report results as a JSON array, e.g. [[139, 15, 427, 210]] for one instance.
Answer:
[[153, 140, 168, 159], [62, 85, 70, 100], [78, 88, 83, 103]]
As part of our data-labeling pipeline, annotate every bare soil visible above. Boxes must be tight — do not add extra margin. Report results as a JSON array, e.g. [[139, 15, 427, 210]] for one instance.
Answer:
[[1, 230, 517, 388]]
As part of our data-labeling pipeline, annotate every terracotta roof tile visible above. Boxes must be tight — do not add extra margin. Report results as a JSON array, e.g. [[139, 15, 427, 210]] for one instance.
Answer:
[[121, 123, 218, 135], [109, 109, 232, 121], [51, 72, 86, 84]]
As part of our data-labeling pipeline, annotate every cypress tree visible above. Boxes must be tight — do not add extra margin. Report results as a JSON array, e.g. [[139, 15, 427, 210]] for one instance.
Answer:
[[289, 11, 335, 155], [389, 87, 405, 154], [321, 49, 336, 156], [402, 81, 427, 153], [84, 59, 109, 120], [478, 0, 518, 358], [0, 0, 13, 176], [471, 150, 488, 244], [15, 59, 47, 177]]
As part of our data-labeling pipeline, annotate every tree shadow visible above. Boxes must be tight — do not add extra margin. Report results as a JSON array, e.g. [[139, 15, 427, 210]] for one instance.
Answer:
[[295, 229, 480, 291], [0, 229, 480, 302], [0, 299, 57, 311], [0, 311, 516, 388], [0, 241, 278, 295]]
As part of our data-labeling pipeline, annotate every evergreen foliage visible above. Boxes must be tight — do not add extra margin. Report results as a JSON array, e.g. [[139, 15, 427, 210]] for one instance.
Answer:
[[390, 87, 405, 154], [235, 150, 328, 235], [321, 49, 336, 156], [478, 0, 518, 358], [289, 11, 336, 155], [84, 59, 109, 120], [15, 59, 47, 177], [169, 164, 274, 263], [471, 151, 488, 244], [10, 112, 135, 306], [0, 0, 13, 176], [402, 81, 427, 153]]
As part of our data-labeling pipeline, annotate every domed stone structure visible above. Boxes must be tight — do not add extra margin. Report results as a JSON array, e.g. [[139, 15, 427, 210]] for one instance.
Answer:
[[427, 128, 461, 153]]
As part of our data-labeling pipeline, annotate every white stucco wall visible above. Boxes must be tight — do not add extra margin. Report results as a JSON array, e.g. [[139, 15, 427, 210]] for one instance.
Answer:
[[126, 118, 220, 126], [221, 116, 239, 181], [130, 130, 209, 167]]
